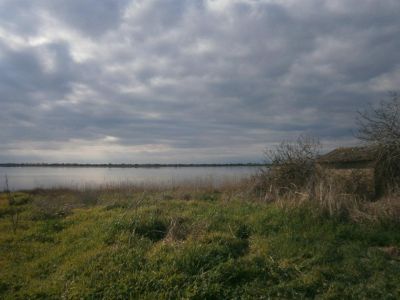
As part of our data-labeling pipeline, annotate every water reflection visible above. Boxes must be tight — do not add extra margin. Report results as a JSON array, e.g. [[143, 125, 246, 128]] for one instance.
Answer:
[[0, 167, 258, 191]]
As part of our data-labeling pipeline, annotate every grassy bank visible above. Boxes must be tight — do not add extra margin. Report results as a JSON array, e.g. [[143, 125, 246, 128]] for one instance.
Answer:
[[0, 185, 400, 299]]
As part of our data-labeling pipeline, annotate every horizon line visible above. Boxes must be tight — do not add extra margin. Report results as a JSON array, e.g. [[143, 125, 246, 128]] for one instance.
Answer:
[[0, 162, 268, 168]]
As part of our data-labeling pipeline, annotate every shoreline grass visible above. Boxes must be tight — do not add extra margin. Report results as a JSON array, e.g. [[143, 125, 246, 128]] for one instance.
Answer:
[[0, 181, 399, 299]]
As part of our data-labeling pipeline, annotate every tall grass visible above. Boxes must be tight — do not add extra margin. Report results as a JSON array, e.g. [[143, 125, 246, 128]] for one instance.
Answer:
[[0, 181, 399, 299], [252, 165, 400, 225]]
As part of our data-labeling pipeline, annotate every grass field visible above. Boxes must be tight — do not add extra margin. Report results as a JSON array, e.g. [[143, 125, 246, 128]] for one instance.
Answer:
[[0, 184, 399, 299]]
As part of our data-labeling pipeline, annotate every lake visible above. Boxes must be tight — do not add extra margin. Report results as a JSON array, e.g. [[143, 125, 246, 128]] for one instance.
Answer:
[[0, 166, 260, 191]]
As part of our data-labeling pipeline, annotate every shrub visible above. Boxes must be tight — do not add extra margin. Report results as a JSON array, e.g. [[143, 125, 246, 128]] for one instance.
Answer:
[[8, 193, 32, 206], [257, 135, 320, 198], [357, 92, 400, 193]]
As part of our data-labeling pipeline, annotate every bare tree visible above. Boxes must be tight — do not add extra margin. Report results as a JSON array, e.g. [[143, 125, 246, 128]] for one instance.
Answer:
[[357, 92, 400, 145], [356, 92, 400, 192], [263, 135, 321, 194]]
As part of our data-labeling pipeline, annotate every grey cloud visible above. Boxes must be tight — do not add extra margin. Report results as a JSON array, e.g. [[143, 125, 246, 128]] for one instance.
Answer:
[[0, 0, 40, 36], [0, 0, 399, 162], [0, 41, 75, 103], [44, 0, 131, 36]]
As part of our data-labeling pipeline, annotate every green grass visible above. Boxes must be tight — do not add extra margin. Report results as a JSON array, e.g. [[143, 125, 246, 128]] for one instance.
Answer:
[[0, 189, 399, 299]]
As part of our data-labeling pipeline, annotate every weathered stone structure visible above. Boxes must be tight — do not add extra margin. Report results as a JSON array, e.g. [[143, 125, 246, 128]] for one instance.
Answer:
[[316, 146, 379, 198]]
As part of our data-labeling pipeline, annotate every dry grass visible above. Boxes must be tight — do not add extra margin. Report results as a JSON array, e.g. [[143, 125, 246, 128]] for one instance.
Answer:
[[350, 194, 400, 223], [163, 216, 189, 243], [7, 172, 400, 226], [1, 182, 400, 299], [251, 166, 400, 223], [1, 175, 400, 298]]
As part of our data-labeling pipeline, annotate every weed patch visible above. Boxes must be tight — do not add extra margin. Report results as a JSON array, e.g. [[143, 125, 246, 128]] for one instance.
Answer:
[[0, 188, 399, 298], [106, 215, 169, 243]]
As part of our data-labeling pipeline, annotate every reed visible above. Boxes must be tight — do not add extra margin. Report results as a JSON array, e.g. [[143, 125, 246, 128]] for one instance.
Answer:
[[0, 177, 399, 298]]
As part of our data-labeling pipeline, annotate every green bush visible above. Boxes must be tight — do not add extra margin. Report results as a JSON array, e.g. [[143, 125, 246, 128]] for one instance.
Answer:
[[8, 192, 32, 206]]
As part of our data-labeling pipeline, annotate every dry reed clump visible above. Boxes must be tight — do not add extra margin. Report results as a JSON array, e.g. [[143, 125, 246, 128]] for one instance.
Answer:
[[28, 188, 103, 219], [255, 165, 400, 222], [32, 196, 75, 220], [97, 178, 251, 202], [312, 181, 359, 218], [251, 168, 318, 205], [377, 246, 400, 259], [349, 194, 400, 224], [252, 166, 381, 217], [163, 216, 189, 243], [144, 178, 255, 203]]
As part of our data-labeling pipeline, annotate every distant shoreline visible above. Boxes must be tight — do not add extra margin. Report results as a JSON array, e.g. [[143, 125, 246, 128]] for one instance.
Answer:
[[0, 163, 267, 168]]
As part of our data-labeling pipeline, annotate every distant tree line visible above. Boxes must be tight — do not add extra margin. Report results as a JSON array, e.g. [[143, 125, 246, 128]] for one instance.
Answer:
[[0, 163, 267, 168]]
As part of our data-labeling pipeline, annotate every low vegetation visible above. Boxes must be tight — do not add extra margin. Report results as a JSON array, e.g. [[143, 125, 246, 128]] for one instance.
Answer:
[[357, 92, 400, 192], [0, 181, 399, 299], [1, 94, 399, 298]]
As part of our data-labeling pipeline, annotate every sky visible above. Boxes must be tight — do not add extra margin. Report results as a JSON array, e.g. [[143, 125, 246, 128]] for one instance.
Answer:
[[0, 0, 399, 163]]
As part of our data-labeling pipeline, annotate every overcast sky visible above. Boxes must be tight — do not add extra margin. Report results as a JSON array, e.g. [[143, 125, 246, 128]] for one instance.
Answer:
[[1, 0, 399, 163]]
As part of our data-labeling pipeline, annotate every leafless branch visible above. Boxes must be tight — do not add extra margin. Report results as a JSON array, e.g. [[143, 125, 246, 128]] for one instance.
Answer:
[[263, 135, 321, 194], [356, 92, 400, 145], [356, 92, 400, 192]]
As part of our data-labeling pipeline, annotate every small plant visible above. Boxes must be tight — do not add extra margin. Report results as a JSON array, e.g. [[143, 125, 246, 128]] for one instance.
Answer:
[[107, 214, 169, 244], [233, 223, 251, 240], [198, 192, 220, 202], [164, 216, 188, 242], [31, 197, 72, 220], [4, 175, 20, 234], [78, 189, 99, 206], [133, 217, 168, 241]]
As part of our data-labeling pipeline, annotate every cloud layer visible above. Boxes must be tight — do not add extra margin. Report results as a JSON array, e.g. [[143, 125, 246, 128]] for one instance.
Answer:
[[1, 0, 399, 163]]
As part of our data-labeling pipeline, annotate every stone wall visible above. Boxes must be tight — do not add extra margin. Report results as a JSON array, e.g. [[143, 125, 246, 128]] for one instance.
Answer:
[[316, 164, 376, 199]]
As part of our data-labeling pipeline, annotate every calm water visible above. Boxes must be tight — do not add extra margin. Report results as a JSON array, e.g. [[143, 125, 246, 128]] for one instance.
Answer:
[[0, 167, 259, 191]]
